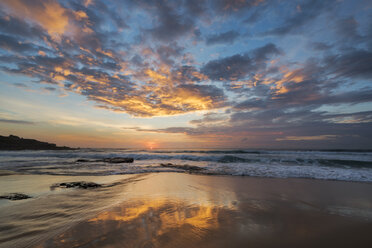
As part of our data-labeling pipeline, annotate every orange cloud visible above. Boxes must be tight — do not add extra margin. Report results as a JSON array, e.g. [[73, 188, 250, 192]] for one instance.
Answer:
[[1, 0, 70, 40], [74, 10, 88, 20], [260, 66, 307, 95], [94, 84, 223, 117], [1, 0, 93, 41], [83, 0, 93, 7]]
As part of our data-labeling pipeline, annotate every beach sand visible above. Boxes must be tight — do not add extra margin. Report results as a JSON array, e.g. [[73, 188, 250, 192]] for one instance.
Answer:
[[1, 173, 372, 248]]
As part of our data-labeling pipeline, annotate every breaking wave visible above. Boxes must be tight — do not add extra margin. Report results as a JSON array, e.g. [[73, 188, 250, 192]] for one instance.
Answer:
[[0, 149, 371, 182]]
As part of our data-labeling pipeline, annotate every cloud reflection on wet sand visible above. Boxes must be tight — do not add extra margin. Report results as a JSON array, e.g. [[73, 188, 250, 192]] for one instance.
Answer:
[[35, 174, 372, 248]]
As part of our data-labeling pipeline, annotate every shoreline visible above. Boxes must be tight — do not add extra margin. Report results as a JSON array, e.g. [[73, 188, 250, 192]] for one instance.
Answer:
[[1, 173, 371, 247], [2, 168, 372, 184], [1, 149, 371, 183]]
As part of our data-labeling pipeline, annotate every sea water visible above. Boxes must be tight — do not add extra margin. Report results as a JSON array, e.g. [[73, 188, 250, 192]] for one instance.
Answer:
[[1, 149, 371, 182]]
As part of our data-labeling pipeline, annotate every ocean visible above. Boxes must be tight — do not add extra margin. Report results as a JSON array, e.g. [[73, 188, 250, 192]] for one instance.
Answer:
[[1, 149, 372, 247], [1, 149, 372, 182]]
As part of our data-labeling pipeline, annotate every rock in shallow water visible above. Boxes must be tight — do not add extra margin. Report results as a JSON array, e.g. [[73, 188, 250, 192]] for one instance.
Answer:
[[76, 159, 91, 162], [51, 181, 102, 189], [102, 157, 134, 163], [0, 193, 32, 200], [75, 157, 134, 163]]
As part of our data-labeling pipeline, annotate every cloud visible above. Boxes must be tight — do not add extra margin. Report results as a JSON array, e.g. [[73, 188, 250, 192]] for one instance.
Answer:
[[0, 24, 226, 117], [252, 43, 282, 61], [324, 49, 372, 79], [156, 42, 184, 65], [0, 0, 371, 149], [212, 0, 265, 13], [335, 17, 363, 43], [43, 87, 56, 92], [123, 126, 199, 136], [189, 112, 227, 125], [276, 135, 339, 141], [1, 0, 71, 40], [234, 79, 372, 112], [206, 30, 240, 45], [310, 42, 332, 51], [13, 83, 28, 88], [201, 43, 280, 81], [263, 0, 336, 36], [242, 2, 270, 24], [91, 84, 226, 117], [0, 11, 46, 39], [139, 111, 372, 148], [144, 0, 196, 42], [201, 53, 252, 81], [0, 118, 34, 124], [0, 34, 37, 53]]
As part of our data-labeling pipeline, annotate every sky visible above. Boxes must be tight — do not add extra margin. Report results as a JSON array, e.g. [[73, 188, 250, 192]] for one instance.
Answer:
[[0, 0, 371, 149]]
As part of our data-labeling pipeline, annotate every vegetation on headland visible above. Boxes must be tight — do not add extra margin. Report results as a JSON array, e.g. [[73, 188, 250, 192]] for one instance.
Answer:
[[0, 135, 74, 150]]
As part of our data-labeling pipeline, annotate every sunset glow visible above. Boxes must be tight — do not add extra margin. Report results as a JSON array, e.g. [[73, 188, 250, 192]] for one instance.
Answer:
[[0, 0, 371, 149]]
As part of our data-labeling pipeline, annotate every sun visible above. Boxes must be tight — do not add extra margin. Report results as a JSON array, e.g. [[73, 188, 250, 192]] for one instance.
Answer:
[[145, 141, 157, 150]]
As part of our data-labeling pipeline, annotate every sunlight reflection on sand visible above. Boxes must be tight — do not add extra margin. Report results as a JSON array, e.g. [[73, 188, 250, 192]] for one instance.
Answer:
[[33, 174, 372, 248]]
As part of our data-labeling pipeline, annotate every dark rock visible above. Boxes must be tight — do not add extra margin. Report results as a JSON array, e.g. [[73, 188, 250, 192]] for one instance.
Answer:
[[76, 159, 91, 163], [102, 157, 134, 163], [75, 157, 134, 163], [0, 193, 32, 200], [0, 170, 16, 176], [160, 163, 205, 172], [161, 163, 173, 166], [51, 181, 102, 190], [0, 135, 75, 150]]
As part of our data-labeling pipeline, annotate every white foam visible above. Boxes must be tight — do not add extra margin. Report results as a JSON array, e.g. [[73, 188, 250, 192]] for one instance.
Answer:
[[0, 150, 371, 182]]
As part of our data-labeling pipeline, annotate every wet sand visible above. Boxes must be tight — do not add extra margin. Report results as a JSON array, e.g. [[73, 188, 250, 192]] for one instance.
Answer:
[[0, 173, 143, 248], [22, 173, 372, 248]]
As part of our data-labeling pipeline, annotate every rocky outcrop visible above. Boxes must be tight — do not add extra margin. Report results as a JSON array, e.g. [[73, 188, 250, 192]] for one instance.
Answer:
[[102, 157, 134, 163], [0, 135, 74, 150], [0, 193, 32, 200], [75, 157, 134, 163], [51, 181, 102, 189], [76, 159, 91, 162]]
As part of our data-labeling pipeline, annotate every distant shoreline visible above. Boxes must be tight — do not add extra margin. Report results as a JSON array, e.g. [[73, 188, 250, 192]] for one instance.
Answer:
[[0, 135, 75, 151]]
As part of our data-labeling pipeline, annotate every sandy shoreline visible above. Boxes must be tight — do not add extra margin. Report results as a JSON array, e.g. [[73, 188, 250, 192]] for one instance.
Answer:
[[1, 173, 372, 247]]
